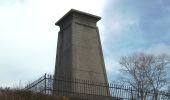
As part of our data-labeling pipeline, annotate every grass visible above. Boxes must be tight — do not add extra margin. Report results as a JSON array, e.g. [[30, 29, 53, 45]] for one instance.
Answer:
[[0, 88, 68, 100]]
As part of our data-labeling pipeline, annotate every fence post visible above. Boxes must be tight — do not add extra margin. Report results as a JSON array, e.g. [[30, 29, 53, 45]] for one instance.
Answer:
[[131, 87, 133, 100], [44, 73, 47, 94]]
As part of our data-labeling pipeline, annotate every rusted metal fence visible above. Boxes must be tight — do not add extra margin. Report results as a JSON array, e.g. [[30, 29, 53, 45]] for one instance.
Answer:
[[25, 74, 170, 100]]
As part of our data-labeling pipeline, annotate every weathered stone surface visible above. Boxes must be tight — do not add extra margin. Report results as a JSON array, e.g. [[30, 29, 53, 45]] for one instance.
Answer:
[[53, 9, 109, 97]]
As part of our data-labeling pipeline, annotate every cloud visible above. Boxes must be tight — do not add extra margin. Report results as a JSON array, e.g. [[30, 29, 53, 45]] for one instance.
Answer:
[[0, 0, 105, 87], [104, 56, 122, 81], [1, 0, 169, 87], [0, 0, 27, 6], [101, 0, 170, 81], [146, 43, 170, 55]]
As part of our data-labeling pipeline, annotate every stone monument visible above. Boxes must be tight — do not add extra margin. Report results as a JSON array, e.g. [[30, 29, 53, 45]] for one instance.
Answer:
[[53, 9, 109, 97]]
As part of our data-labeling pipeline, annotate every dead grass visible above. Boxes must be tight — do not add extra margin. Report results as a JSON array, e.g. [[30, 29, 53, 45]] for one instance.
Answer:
[[0, 88, 66, 100]]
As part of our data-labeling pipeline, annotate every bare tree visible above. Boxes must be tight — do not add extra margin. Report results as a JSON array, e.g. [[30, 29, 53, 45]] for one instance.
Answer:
[[119, 53, 170, 100]]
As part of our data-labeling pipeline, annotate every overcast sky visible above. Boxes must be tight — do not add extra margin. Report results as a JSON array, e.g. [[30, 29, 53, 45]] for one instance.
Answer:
[[0, 0, 170, 87]]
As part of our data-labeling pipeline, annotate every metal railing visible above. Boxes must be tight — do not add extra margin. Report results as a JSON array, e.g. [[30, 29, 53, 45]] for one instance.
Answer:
[[25, 74, 53, 94], [25, 74, 170, 100]]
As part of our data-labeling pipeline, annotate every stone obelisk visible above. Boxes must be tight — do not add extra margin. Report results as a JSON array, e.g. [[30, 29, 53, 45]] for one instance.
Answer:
[[53, 9, 109, 96]]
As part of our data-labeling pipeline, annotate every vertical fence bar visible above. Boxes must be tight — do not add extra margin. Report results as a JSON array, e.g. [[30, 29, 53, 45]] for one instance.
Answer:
[[44, 73, 46, 94], [131, 87, 133, 100]]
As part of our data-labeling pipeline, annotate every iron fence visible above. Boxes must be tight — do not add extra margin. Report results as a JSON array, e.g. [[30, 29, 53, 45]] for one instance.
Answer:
[[25, 74, 170, 100]]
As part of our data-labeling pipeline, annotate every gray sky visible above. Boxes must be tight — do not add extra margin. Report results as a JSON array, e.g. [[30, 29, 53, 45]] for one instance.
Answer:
[[0, 0, 170, 87]]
